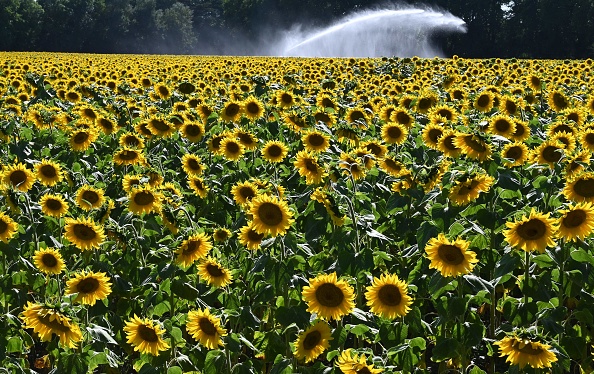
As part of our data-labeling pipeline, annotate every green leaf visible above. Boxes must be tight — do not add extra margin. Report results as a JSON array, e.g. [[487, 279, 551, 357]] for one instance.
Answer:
[[87, 323, 118, 344], [269, 355, 292, 374], [431, 337, 460, 361], [167, 367, 183, 374], [570, 249, 594, 266], [348, 324, 370, 336], [203, 349, 227, 374], [6, 337, 22, 353]]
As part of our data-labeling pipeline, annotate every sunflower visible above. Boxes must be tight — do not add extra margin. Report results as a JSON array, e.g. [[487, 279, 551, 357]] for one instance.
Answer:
[[124, 315, 170, 356], [153, 83, 172, 100], [249, 194, 294, 237], [556, 202, 594, 242], [20, 302, 82, 348], [230, 180, 259, 208], [242, 96, 265, 121], [283, 112, 308, 132], [302, 272, 355, 321], [421, 124, 444, 150], [449, 174, 495, 206], [187, 176, 209, 198], [219, 137, 245, 161], [197, 257, 233, 288], [234, 129, 259, 150], [302, 130, 330, 153], [339, 153, 367, 180], [97, 116, 118, 134], [220, 101, 242, 122], [378, 156, 407, 177], [362, 140, 388, 159], [294, 320, 333, 363], [181, 154, 205, 176], [532, 139, 564, 168], [381, 122, 408, 145], [430, 104, 457, 125], [146, 116, 176, 138], [390, 108, 414, 128], [119, 132, 145, 149], [2, 162, 36, 192], [510, 120, 530, 142], [113, 148, 146, 166], [276, 90, 298, 109], [501, 142, 529, 168], [261, 140, 288, 163], [365, 273, 412, 319], [473, 91, 495, 112], [488, 115, 516, 138], [175, 232, 213, 267], [33, 247, 65, 275], [336, 349, 383, 374], [294, 150, 326, 185], [565, 150, 590, 179], [494, 336, 558, 369], [186, 309, 227, 349], [548, 90, 569, 112], [65, 270, 112, 306], [238, 222, 265, 250], [213, 227, 231, 242], [180, 121, 205, 142], [346, 106, 369, 127], [75, 185, 105, 211], [504, 209, 557, 253], [425, 234, 478, 277], [0, 211, 18, 243], [454, 133, 492, 161], [69, 128, 98, 152], [35, 160, 63, 187], [63, 216, 105, 251], [579, 129, 594, 153], [129, 186, 161, 215], [564, 172, 594, 203], [437, 129, 462, 158]]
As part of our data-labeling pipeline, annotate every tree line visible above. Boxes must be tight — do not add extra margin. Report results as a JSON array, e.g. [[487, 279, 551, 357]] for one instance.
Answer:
[[1, 0, 593, 58]]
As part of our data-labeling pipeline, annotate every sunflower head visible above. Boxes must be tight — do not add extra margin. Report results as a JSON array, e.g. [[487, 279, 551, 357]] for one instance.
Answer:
[[124, 315, 170, 356], [425, 233, 478, 277], [33, 247, 66, 275], [294, 320, 333, 363], [197, 258, 233, 288], [248, 194, 294, 237], [504, 209, 557, 253], [365, 273, 413, 319], [186, 309, 227, 349], [302, 272, 355, 321]]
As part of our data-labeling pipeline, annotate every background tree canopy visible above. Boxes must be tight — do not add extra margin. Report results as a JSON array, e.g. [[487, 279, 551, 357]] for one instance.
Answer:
[[0, 0, 593, 58]]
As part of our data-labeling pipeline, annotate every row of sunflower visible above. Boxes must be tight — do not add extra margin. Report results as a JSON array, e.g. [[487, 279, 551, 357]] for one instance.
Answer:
[[0, 52, 594, 373]]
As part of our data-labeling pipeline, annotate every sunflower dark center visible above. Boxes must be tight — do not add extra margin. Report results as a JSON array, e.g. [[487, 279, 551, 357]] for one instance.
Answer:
[[304, 159, 319, 173], [40, 165, 57, 178], [428, 128, 443, 143], [280, 93, 293, 104], [183, 240, 200, 255], [225, 141, 240, 155], [42, 253, 58, 268], [418, 98, 432, 110], [267, 145, 282, 157], [378, 284, 402, 306], [321, 98, 335, 109], [573, 178, 594, 198], [513, 124, 525, 137], [384, 159, 401, 172], [247, 229, 264, 242], [187, 158, 201, 171], [314, 113, 330, 123], [246, 102, 260, 114], [99, 118, 114, 131], [83, 108, 96, 119], [302, 330, 322, 350], [315, 283, 345, 307], [387, 126, 402, 139], [477, 94, 491, 108], [463, 136, 487, 152], [356, 367, 372, 374], [73, 132, 89, 144], [239, 187, 255, 200], [124, 136, 140, 146], [198, 317, 218, 336], [443, 135, 458, 151], [552, 93, 568, 109], [9, 170, 27, 187], [151, 119, 170, 132], [437, 109, 453, 120], [138, 325, 159, 342], [517, 219, 546, 240], [365, 143, 382, 156], [0, 221, 9, 234], [586, 133, 594, 145], [225, 103, 240, 117], [206, 263, 224, 277], [119, 150, 138, 160], [505, 146, 523, 160], [73, 224, 97, 241], [135, 191, 155, 206], [457, 180, 479, 196], [563, 210, 587, 228], [185, 124, 202, 137], [542, 145, 563, 163], [258, 202, 283, 226], [505, 101, 517, 114], [82, 191, 99, 204], [77, 277, 99, 293], [193, 179, 205, 190], [349, 111, 365, 122], [45, 198, 63, 211], [495, 119, 512, 133], [307, 134, 326, 147], [437, 244, 465, 265]]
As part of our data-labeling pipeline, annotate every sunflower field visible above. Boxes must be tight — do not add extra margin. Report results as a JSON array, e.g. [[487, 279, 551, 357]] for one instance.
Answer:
[[1, 52, 594, 373]]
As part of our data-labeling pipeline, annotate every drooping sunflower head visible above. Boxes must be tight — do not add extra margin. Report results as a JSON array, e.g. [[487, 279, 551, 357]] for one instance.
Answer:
[[63, 216, 105, 251], [234, 129, 259, 150], [454, 133, 492, 161], [248, 194, 294, 237], [301, 272, 355, 321], [65, 270, 112, 306], [336, 349, 383, 374], [504, 209, 557, 253], [33, 247, 65, 275], [197, 257, 233, 288], [293, 320, 333, 363], [187, 175, 209, 198], [20, 302, 82, 348], [186, 309, 227, 349], [175, 232, 213, 267], [494, 335, 558, 369], [123, 315, 170, 356], [365, 273, 412, 319], [425, 233, 478, 277], [113, 148, 146, 166], [448, 174, 495, 206]]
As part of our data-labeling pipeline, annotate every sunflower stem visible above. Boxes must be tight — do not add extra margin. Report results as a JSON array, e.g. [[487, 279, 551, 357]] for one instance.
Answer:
[[557, 239, 566, 344], [524, 250, 530, 309]]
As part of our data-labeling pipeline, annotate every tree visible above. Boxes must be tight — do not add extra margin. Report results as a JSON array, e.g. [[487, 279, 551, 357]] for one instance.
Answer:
[[155, 2, 197, 54], [0, 0, 44, 51]]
